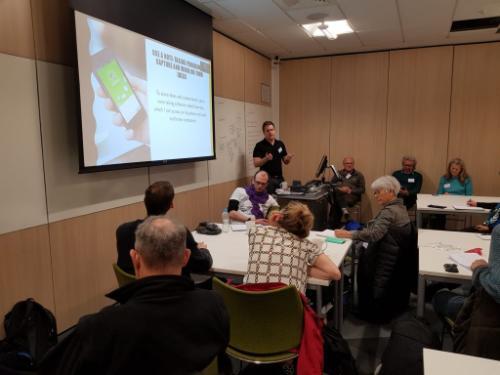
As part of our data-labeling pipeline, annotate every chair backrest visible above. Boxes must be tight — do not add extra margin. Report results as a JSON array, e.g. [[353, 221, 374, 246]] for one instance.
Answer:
[[212, 277, 303, 355], [112, 263, 136, 287]]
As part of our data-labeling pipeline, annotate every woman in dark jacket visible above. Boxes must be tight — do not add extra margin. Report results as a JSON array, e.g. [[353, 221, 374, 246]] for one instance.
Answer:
[[336, 176, 417, 322]]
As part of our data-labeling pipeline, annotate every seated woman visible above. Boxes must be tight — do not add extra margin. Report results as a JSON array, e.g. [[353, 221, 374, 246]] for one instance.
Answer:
[[336, 176, 417, 322], [433, 225, 500, 360], [437, 158, 473, 195], [431, 158, 473, 229], [244, 201, 341, 293]]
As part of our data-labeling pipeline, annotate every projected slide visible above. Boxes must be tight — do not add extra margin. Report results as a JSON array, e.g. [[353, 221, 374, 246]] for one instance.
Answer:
[[74, 11, 214, 168]]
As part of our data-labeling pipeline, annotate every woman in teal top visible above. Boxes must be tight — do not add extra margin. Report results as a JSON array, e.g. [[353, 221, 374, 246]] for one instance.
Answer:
[[437, 158, 473, 195]]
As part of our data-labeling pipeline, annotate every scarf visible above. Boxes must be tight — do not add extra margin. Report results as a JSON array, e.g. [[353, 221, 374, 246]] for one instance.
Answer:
[[245, 185, 269, 219]]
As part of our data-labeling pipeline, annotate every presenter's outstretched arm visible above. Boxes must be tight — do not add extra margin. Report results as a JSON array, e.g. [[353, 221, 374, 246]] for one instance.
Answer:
[[253, 152, 273, 168], [283, 153, 294, 165]]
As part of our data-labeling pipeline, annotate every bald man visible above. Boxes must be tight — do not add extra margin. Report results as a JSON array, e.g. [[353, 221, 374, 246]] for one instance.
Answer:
[[329, 157, 365, 229], [228, 171, 280, 225]]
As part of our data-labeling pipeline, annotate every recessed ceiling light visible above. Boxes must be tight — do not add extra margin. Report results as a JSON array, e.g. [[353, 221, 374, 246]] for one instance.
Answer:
[[302, 19, 353, 40]]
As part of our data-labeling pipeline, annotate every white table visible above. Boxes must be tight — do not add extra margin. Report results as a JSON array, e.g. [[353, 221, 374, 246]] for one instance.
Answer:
[[417, 229, 491, 318], [416, 194, 498, 228], [193, 227, 352, 330], [424, 348, 500, 374]]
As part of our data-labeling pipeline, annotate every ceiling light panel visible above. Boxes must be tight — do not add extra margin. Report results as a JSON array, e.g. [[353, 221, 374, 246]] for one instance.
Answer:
[[273, 0, 338, 10], [286, 5, 344, 24]]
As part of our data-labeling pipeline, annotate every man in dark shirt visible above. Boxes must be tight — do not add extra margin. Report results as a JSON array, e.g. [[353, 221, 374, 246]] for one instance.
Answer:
[[392, 156, 423, 209], [253, 120, 293, 193], [40, 216, 229, 374], [116, 181, 212, 277], [329, 156, 366, 228]]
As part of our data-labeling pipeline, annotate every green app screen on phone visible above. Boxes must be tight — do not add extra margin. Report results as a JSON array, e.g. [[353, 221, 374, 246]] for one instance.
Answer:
[[96, 59, 141, 123]]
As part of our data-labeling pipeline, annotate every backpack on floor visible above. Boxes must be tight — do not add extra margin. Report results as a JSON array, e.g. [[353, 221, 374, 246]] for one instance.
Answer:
[[378, 317, 440, 375], [323, 323, 358, 375], [0, 298, 57, 371]]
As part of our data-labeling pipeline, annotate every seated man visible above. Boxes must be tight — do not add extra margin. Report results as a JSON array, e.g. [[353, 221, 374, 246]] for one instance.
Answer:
[[228, 171, 279, 224], [116, 181, 212, 277], [329, 156, 365, 228], [392, 155, 423, 209], [39, 217, 230, 374], [433, 225, 500, 360]]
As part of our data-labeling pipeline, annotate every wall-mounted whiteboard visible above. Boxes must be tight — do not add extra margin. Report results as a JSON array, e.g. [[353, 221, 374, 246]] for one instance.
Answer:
[[208, 97, 246, 184], [245, 102, 272, 176]]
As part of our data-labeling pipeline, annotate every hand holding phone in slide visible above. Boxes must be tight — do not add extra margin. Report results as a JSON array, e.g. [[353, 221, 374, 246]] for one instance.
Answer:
[[97, 72, 149, 145]]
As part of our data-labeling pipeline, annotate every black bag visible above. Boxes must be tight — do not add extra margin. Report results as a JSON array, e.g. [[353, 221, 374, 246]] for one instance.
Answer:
[[196, 222, 222, 235], [379, 317, 440, 375], [323, 323, 358, 375], [0, 299, 57, 371]]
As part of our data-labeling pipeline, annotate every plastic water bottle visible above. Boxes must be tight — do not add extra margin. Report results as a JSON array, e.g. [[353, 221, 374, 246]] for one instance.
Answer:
[[222, 208, 230, 232]]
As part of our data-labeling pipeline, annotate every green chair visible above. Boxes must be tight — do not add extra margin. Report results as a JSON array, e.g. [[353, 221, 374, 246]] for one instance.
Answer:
[[212, 277, 304, 364], [112, 263, 136, 287]]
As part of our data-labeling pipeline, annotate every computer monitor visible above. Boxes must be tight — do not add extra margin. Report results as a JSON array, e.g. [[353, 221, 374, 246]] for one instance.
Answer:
[[314, 154, 328, 179]]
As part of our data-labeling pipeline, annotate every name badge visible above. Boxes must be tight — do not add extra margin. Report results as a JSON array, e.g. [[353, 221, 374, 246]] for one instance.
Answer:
[[408, 178, 415, 183], [444, 183, 451, 189], [278, 147, 283, 154], [345, 173, 352, 179]]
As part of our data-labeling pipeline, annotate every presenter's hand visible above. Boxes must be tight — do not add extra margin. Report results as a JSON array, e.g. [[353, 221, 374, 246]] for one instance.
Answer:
[[197, 242, 208, 249], [283, 153, 294, 164], [265, 152, 273, 161], [97, 73, 150, 145], [399, 187, 409, 196]]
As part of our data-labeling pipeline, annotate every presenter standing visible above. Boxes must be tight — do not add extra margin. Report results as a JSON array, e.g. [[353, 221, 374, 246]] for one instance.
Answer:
[[253, 121, 293, 194]]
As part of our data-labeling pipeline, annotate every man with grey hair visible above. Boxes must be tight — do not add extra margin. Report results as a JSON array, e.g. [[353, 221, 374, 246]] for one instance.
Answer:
[[329, 156, 366, 228], [335, 176, 416, 322], [40, 216, 229, 374], [392, 155, 423, 209]]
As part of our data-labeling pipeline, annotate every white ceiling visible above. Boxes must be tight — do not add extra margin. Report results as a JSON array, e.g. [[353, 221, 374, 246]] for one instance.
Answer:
[[185, 0, 500, 58]]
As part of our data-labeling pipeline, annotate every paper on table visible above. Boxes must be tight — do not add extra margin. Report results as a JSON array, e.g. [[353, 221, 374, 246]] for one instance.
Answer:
[[449, 252, 484, 269], [231, 224, 247, 231], [318, 229, 337, 237], [453, 205, 486, 211]]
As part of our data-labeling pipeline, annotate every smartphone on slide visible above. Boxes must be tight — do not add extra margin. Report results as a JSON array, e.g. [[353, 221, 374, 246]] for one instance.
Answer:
[[92, 49, 147, 129]]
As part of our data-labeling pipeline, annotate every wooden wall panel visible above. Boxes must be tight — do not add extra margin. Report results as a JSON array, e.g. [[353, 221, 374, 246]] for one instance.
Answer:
[[280, 58, 331, 184], [244, 49, 271, 105], [167, 187, 210, 230], [213, 32, 245, 101], [386, 47, 453, 194], [208, 179, 248, 222], [0, 0, 35, 59], [330, 52, 389, 220], [30, 0, 75, 66], [449, 43, 500, 196], [279, 60, 302, 182], [50, 202, 144, 330], [0, 225, 54, 337]]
